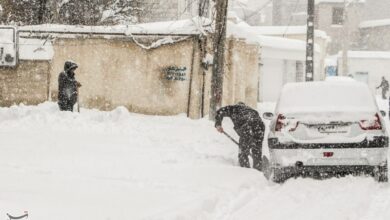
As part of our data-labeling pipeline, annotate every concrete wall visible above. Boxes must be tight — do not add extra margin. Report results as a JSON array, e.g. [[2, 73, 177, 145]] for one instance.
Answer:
[[268, 33, 328, 79], [315, 3, 364, 54], [364, 0, 390, 21], [0, 61, 50, 106], [338, 57, 390, 94], [49, 37, 198, 117], [360, 26, 390, 51]]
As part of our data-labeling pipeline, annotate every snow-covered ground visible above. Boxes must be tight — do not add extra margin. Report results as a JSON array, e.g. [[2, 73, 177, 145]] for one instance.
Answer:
[[0, 102, 390, 220]]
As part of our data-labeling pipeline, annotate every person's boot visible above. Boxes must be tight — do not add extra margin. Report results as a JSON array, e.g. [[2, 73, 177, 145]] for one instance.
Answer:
[[238, 153, 250, 168]]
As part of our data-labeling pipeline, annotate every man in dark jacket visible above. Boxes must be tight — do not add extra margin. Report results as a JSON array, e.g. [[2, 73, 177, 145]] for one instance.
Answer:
[[377, 76, 389, 100], [215, 102, 265, 170], [58, 61, 81, 111]]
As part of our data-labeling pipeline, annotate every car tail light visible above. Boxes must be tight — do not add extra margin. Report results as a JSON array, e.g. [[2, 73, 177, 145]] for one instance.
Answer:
[[323, 152, 334, 157], [359, 113, 382, 130], [289, 122, 300, 132], [275, 114, 285, 131]]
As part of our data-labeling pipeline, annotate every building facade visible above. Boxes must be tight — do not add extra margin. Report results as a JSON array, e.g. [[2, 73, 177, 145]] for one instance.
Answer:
[[315, 0, 365, 54]]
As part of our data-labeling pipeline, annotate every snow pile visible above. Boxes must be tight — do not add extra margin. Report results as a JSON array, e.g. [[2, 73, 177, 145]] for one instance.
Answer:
[[277, 81, 378, 114], [1, 103, 390, 220]]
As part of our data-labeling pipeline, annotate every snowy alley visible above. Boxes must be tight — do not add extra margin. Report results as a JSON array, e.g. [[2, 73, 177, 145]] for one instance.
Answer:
[[0, 102, 389, 220]]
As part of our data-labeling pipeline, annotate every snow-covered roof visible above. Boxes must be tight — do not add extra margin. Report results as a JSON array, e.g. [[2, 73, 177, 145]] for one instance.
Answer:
[[248, 26, 330, 40], [359, 19, 390, 29], [315, 0, 365, 4], [338, 51, 390, 60], [228, 22, 322, 60]]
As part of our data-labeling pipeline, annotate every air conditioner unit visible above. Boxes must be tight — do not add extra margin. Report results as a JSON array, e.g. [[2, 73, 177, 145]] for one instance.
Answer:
[[0, 26, 17, 67]]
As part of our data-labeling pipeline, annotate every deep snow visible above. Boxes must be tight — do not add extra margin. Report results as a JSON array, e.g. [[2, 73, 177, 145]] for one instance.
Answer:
[[0, 102, 389, 220]]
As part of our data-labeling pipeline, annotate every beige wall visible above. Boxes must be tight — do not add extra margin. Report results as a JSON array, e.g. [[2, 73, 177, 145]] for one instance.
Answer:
[[0, 34, 259, 119], [0, 60, 50, 106], [50, 37, 196, 116], [223, 38, 259, 109]]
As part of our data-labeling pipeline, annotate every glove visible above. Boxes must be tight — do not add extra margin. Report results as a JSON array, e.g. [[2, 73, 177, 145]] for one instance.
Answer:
[[216, 126, 224, 133]]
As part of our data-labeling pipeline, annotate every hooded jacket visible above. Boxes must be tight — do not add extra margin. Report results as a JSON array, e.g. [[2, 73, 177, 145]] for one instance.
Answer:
[[58, 61, 79, 106], [215, 103, 265, 137]]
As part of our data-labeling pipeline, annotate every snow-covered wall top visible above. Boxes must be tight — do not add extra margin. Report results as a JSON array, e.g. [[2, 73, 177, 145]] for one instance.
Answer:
[[248, 26, 330, 40], [338, 51, 390, 59], [19, 17, 213, 36], [315, 0, 365, 4], [359, 19, 390, 29]]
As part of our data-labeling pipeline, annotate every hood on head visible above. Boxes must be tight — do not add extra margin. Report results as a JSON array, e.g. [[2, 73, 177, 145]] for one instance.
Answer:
[[64, 61, 78, 72]]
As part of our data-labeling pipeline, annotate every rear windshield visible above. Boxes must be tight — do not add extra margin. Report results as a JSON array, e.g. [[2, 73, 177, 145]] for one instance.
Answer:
[[277, 82, 378, 114]]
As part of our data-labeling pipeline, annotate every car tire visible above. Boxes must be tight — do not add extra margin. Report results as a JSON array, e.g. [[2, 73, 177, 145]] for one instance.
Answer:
[[270, 167, 287, 183], [374, 161, 388, 183]]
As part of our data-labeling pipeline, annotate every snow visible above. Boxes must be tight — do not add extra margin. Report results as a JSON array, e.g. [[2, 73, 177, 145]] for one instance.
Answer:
[[0, 102, 390, 220], [231, 23, 321, 53], [338, 51, 390, 60], [325, 76, 356, 82], [18, 38, 54, 60], [277, 81, 378, 114], [315, 0, 365, 4], [248, 26, 330, 40], [19, 17, 213, 36], [360, 19, 390, 29]]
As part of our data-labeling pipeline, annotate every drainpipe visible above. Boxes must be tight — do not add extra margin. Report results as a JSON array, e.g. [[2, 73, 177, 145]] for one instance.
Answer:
[[187, 36, 198, 118]]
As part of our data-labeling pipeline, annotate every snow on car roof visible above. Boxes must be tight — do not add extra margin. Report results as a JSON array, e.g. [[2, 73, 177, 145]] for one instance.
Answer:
[[277, 81, 377, 114]]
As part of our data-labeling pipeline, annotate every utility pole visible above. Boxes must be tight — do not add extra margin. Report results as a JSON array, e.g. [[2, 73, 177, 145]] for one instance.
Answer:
[[210, 0, 228, 120], [305, 0, 315, 81], [342, 0, 349, 76]]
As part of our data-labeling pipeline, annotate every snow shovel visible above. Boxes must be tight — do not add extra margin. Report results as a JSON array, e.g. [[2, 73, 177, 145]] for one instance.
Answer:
[[7, 211, 28, 220], [76, 84, 80, 113], [222, 131, 239, 146]]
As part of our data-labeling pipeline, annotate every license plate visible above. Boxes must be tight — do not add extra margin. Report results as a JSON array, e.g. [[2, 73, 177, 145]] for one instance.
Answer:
[[317, 125, 349, 134]]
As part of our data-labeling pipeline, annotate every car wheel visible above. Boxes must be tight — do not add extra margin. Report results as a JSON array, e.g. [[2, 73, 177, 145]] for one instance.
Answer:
[[270, 167, 287, 183], [374, 161, 388, 183]]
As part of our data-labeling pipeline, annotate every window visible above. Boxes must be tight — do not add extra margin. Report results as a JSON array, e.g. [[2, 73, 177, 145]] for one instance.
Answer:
[[332, 7, 344, 25], [296, 61, 304, 82]]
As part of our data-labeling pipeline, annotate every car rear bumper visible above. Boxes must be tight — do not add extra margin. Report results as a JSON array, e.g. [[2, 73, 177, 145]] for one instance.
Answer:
[[268, 136, 388, 149], [276, 165, 377, 176]]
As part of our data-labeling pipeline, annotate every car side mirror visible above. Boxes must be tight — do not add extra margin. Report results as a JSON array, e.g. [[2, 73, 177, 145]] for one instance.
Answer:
[[380, 110, 386, 117], [263, 112, 274, 120]]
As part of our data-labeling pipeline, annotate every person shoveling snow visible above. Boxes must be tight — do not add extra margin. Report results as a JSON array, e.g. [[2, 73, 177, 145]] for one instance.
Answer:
[[215, 102, 265, 171], [58, 60, 82, 112]]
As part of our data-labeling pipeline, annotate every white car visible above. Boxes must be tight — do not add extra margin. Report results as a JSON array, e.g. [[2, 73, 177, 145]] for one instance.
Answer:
[[262, 81, 388, 183]]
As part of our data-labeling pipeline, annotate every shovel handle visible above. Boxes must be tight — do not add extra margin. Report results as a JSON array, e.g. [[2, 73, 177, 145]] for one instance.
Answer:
[[222, 131, 239, 146]]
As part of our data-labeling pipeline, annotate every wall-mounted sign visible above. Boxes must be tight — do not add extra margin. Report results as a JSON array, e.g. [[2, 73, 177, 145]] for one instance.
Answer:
[[163, 66, 187, 81]]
